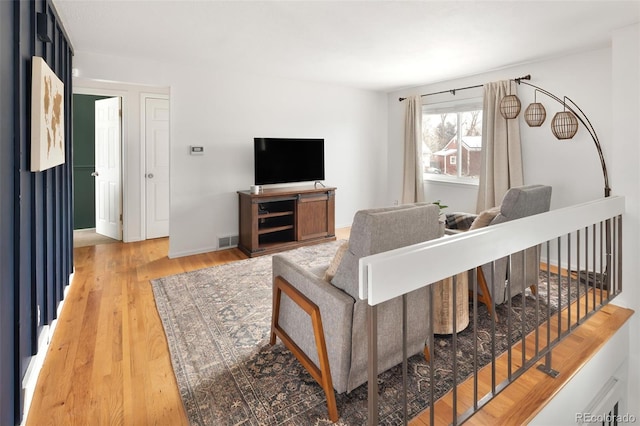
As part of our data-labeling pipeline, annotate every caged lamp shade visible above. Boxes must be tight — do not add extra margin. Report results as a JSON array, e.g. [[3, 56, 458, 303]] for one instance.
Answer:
[[551, 111, 579, 139], [524, 102, 546, 127], [499, 94, 521, 119]]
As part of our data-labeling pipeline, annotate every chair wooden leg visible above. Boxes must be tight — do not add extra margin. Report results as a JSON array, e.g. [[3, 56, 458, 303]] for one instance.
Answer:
[[269, 281, 281, 346], [271, 276, 339, 422], [530, 284, 538, 295], [476, 268, 499, 323], [423, 346, 430, 362]]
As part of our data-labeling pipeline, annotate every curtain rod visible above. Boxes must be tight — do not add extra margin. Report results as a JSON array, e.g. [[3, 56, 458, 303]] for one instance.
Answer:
[[398, 74, 531, 102]]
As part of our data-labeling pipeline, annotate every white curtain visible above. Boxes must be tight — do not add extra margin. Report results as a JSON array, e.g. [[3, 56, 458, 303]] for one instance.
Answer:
[[476, 81, 524, 212], [402, 95, 425, 204]]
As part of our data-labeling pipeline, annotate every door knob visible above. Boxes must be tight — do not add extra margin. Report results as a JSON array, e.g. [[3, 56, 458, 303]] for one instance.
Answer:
[[147, 173, 154, 179], [91, 172, 99, 177]]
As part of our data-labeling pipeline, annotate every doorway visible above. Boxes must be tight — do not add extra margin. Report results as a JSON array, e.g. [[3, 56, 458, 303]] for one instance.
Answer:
[[94, 97, 123, 240], [72, 94, 107, 230], [72, 93, 120, 246], [72, 88, 171, 246]]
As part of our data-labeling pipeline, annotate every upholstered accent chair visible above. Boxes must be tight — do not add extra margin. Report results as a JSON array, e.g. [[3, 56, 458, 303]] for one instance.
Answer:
[[461, 185, 553, 320], [269, 203, 443, 421]]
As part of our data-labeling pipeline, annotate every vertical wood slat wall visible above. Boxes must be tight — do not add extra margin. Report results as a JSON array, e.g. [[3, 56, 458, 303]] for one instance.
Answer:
[[0, 1, 16, 425], [1, 1, 74, 424]]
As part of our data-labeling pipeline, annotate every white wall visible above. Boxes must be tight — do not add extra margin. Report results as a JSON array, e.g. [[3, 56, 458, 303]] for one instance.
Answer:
[[387, 47, 614, 212], [73, 51, 388, 257], [610, 23, 640, 421]]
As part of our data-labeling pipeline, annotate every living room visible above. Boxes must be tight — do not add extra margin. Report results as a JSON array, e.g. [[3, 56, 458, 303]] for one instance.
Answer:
[[63, 4, 635, 257], [65, 3, 640, 421], [2, 1, 639, 425]]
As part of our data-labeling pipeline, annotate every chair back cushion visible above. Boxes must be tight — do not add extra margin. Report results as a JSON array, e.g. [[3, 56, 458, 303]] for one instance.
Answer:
[[481, 184, 552, 305], [491, 184, 552, 225], [331, 203, 442, 299]]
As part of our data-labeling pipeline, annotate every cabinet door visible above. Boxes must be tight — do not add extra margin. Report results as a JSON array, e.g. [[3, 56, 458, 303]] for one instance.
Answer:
[[296, 192, 334, 241]]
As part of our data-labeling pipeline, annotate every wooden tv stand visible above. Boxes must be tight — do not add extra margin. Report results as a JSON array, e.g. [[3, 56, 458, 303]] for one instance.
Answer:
[[238, 186, 336, 257]]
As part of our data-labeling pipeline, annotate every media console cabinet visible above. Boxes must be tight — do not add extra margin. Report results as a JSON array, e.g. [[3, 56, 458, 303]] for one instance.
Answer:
[[238, 186, 336, 257]]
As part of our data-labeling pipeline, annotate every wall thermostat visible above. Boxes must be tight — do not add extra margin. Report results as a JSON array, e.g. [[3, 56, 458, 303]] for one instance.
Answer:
[[190, 146, 204, 155]]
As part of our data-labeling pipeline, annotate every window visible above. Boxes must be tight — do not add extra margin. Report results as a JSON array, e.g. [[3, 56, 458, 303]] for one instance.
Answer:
[[422, 101, 483, 183]]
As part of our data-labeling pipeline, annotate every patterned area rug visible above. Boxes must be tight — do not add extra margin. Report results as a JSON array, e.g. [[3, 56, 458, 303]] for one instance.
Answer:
[[151, 241, 574, 425]]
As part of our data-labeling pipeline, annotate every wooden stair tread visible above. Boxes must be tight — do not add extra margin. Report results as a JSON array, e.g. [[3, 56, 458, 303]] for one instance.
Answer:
[[410, 296, 633, 425]]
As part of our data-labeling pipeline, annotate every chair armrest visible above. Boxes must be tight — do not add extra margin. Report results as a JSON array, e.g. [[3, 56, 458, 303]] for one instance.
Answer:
[[272, 253, 354, 393], [272, 254, 355, 307]]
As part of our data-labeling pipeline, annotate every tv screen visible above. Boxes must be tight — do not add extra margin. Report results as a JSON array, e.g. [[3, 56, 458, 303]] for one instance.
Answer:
[[254, 138, 325, 185]]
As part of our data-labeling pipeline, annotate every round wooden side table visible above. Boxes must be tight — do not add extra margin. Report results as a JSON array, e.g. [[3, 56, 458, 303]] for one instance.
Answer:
[[433, 271, 469, 334]]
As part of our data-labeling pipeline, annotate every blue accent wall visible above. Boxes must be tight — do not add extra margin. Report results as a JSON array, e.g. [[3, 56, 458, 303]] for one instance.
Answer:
[[1, 1, 74, 424], [0, 1, 16, 424]]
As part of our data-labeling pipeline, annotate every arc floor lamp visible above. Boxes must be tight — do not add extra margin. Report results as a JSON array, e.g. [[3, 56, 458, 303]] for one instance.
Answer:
[[500, 74, 614, 294], [499, 74, 611, 198]]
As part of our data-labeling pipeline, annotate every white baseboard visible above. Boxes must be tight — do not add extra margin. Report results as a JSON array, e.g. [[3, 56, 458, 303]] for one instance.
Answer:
[[168, 244, 218, 259], [20, 270, 74, 426]]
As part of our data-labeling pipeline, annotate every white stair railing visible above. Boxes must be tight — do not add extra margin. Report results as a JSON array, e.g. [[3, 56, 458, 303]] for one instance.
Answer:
[[360, 196, 625, 425]]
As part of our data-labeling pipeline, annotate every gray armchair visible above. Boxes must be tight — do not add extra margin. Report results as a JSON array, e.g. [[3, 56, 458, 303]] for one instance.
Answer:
[[270, 203, 443, 421], [464, 185, 553, 320]]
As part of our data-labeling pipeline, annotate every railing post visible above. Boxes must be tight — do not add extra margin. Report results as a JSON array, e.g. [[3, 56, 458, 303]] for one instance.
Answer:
[[367, 304, 378, 426], [537, 352, 560, 378], [402, 294, 408, 426], [428, 285, 435, 426], [617, 215, 623, 295]]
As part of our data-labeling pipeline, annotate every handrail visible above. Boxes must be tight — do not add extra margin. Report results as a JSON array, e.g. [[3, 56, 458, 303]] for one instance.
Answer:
[[359, 196, 625, 305]]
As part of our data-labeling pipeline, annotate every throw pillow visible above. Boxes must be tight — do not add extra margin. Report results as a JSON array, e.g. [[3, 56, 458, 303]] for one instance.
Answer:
[[445, 212, 477, 230], [323, 241, 349, 281], [469, 206, 501, 230]]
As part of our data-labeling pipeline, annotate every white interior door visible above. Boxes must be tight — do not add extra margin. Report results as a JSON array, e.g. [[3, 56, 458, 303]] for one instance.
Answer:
[[144, 97, 170, 239], [94, 97, 122, 240]]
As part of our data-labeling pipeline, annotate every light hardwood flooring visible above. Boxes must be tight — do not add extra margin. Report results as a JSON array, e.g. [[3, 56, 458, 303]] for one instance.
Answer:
[[26, 238, 245, 425], [26, 230, 350, 425], [26, 233, 631, 425]]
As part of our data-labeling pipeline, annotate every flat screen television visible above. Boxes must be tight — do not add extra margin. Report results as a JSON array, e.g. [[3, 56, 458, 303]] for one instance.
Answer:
[[254, 137, 325, 185]]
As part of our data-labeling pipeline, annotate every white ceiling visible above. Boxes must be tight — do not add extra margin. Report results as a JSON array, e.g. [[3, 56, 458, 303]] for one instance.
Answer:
[[53, 0, 640, 92]]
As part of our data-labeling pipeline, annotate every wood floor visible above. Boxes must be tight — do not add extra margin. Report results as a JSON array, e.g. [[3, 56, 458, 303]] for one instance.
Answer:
[[26, 229, 350, 425], [26, 238, 246, 425], [26, 235, 631, 425]]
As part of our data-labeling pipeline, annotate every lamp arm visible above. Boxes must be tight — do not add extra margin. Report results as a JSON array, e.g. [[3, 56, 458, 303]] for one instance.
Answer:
[[516, 80, 611, 197]]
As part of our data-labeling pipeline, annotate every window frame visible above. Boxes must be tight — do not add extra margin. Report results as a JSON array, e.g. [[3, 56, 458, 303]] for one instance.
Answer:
[[422, 98, 483, 186]]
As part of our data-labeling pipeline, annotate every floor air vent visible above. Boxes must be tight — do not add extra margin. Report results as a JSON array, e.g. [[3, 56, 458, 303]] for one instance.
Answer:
[[218, 235, 239, 249]]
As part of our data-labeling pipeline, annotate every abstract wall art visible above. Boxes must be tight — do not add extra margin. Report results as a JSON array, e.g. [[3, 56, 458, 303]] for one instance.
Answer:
[[31, 56, 65, 171]]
